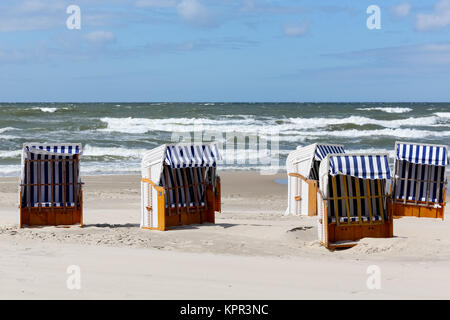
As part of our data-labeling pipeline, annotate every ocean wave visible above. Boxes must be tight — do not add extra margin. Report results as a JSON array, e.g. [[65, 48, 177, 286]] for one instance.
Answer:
[[0, 127, 16, 134], [32, 107, 58, 113], [435, 112, 450, 118], [27, 107, 71, 113], [346, 148, 396, 158], [0, 165, 21, 177], [0, 150, 21, 159], [355, 107, 412, 113], [0, 135, 18, 140], [80, 163, 141, 175], [83, 145, 147, 158], [286, 115, 441, 129], [98, 115, 445, 135], [98, 117, 256, 134], [276, 128, 450, 141]]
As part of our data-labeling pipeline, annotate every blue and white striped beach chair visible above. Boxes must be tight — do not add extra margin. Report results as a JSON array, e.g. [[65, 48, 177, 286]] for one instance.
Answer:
[[141, 143, 222, 230], [391, 141, 448, 219], [317, 152, 393, 249], [19, 143, 83, 227]]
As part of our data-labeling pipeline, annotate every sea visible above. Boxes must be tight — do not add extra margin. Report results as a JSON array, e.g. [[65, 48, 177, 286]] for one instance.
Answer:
[[0, 102, 449, 177]]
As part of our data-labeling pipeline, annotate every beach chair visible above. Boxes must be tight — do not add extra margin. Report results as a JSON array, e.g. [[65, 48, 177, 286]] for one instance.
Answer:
[[19, 143, 83, 227], [391, 141, 448, 219], [286, 144, 345, 216], [140, 143, 222, 230], [317, 153, 393, 249]]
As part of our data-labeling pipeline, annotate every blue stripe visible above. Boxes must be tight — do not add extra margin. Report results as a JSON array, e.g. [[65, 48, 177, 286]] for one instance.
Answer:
[[435, 147, 440, 166], [352, 156, 358, 178]]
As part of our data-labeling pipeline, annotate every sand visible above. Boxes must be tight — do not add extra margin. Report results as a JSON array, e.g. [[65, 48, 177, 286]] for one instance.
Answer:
[[1, 171, 450, 299]]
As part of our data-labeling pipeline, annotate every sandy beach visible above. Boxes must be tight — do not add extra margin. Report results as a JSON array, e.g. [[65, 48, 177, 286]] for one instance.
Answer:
[[1, 171, 450, 299]]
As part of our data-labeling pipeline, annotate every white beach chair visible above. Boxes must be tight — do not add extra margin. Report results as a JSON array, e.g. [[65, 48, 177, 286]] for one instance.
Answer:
[[19, 143, 83, 227], [140, 143, 222, 230], [286, 143, 345, 216]]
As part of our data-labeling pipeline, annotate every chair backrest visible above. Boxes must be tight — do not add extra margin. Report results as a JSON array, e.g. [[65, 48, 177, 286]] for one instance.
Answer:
[[326, 174, 388, 222], [319, 153, 391, 223], [393, 142, 448, 204], [160, 166, 212, 208]]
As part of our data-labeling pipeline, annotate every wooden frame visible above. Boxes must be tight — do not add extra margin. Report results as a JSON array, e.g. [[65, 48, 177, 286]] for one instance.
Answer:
[[319, 175, 393, 249], [288, 172, 318, 216], [19, 155, 83, 227], [141, 167, 221, 231]]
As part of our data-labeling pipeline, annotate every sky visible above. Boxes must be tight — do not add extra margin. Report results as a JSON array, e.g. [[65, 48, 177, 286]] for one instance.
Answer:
[[1, 0, 450, 102]]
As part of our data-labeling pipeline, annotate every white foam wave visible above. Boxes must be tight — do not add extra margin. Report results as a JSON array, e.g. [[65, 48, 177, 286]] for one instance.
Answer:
[[276, 128, 450, 141], [435, 112, 450, 118], [356, 107, 412, 113], [83, 145, 147, 158], [346, 148, 396, 158], [287, 116, 439, 129], [0, 165, 21, 177], [80, 163, 141, 175], [32, 107, 58, 113], [0, 150, 21, 159], [98, 117, 256, 134], [99, 115, 443, 135], [0, 127, 16, 134], [0, 135, 18, 140]]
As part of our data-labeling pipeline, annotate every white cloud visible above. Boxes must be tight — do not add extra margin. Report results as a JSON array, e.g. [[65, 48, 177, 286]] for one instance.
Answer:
[[392, 3, 411, 17], [85, 31, 116, 44], [416, 0, 450, 31], [284, 22, 308, 37], [135, 0, 177, 8], [177, 0, 215, 27]]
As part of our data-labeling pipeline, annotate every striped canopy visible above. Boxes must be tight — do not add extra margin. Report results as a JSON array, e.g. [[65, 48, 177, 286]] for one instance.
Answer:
[[314, 145, 345, 161], [329, 154, 391, 180], [23, 144, 82, 158], [164, 144, 221, 169], [395, 142, 448, 166]]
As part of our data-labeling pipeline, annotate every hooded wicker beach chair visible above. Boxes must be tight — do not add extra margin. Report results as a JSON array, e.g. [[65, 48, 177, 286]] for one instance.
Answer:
[[140, 143, 222, 230], [391, 141, 448, 219], [286, 143, 345, 216], [19, 143, 83, 227], [317, 152, 393, 249]]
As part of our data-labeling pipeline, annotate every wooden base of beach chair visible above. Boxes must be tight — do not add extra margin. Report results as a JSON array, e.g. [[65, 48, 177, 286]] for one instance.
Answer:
[[163, 185, 218, 230], [392, 201, 445, 220], [142, 180, 221, 231], [324, 221, 393, 249], [19, 193, 83, 228], [20, 207, 83, 228]]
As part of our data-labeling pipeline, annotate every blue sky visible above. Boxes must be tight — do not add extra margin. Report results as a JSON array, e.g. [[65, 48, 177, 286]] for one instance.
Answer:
[[1, 0, 450, 102]]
